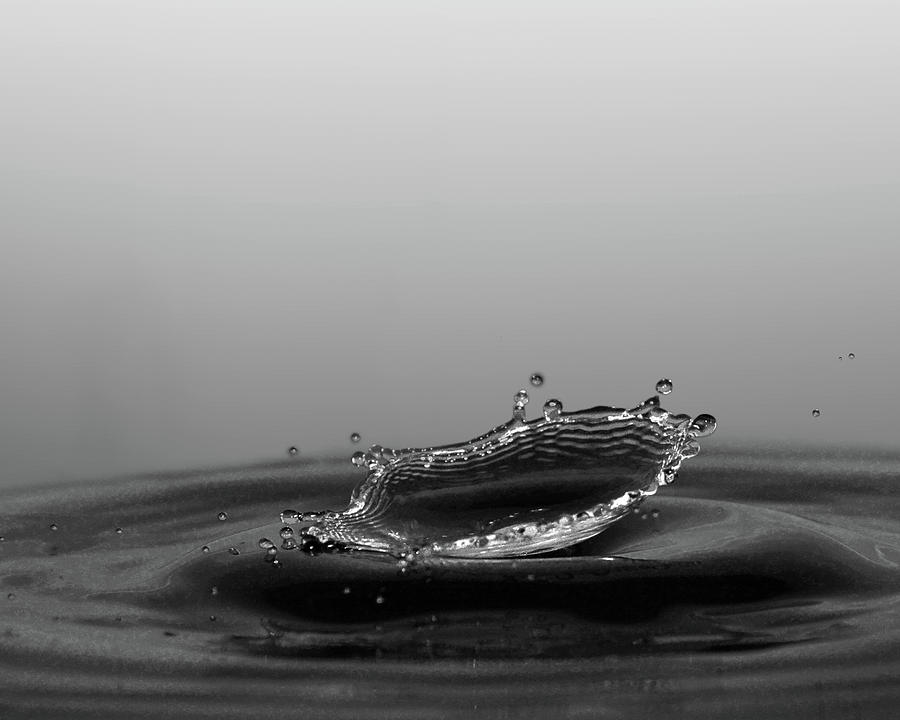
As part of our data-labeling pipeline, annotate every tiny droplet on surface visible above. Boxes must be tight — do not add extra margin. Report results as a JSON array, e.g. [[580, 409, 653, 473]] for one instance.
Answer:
[[688, 413, 717, 438], [543, 399, 563, 421]]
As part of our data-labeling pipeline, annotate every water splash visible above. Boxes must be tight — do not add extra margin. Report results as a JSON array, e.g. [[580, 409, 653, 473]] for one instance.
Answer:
[[274, 388, 716, 560]]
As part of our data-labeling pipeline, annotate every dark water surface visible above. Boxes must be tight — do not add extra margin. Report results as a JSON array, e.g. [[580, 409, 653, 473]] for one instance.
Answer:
[[1, 448, 899, 718]]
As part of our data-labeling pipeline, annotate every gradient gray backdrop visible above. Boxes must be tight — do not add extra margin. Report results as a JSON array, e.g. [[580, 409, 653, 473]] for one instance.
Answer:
[[2, 1, 898, 487]]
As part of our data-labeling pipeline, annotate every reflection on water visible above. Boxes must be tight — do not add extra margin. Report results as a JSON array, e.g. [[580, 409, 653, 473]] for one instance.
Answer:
[[1, 449, 899, 718]]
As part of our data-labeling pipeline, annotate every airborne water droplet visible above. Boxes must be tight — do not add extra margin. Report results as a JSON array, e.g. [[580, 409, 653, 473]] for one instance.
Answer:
[[217, 512, 228, 522], [350, 433, 361, 443], [115, 527, 123, 535], [812, 409, 821, 417], [49, 523, 58, 532], [848, 353, 855, 359], [288, 446, 298, 456], [529, 373, 544, 387], [351, 451, 366, 467], [201, 545, 210, 553], [655, 378, 673, 395]]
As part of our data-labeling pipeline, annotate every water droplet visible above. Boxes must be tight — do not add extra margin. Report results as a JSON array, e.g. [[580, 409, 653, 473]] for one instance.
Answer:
[[281, 538, 298, 550], [210, 586, 218, 596], [542, 399, 563, 420], [201, 545, 210, 553], [350, 433, 361, 443], [0, 536, 5, 542], [114, 527, 123, 535], [343, 586, 351, 595], [281, 509, 301, 524], [651, 509, 660, 519], [288, 446, 298, 456], [514, 389, 529, 405], [49, 523, 58, 532], [849, 353, 855, 359], [217, 512, 228, 522], [838, 356, 843, 361], [258, 538, 275, 550], [228, 547, 240, 556], [655, 379, 673, 395], [375, 594, 385, 605], [351, 451, 366, 467], [529, 373, 544, 387], [688, 413, 717, 438], [812, 409, 821, 417], [279, 526, 294, 539], [7, 593, 15, 600], [209, 615, 217, 622]]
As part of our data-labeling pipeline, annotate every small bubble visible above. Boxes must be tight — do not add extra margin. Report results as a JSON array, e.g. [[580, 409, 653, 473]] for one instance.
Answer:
[[279, 526, 294, 539], [217, 512, 228, 522], [350, 433, 361, 443], [812, 409, 821, 417], [529, 373, 544, 387], [288, 446, 299, 456], [542, 399, 563, 421], [49, 523, 58, 532], [228, 547, 240, 556], [351, 451, 366, 467], [848, 353, 855, 359], [115, 527, 123, 535], [655, 379, 673, 395], [280, 509, 300, 524], [201, 545, 210, 553]]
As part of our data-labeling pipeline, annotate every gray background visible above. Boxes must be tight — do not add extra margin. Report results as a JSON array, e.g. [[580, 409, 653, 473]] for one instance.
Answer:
[[1, 1, 898, 487]]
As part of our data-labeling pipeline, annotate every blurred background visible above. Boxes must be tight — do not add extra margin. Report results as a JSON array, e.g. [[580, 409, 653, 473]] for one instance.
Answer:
[[1, 1, 898, 487]]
